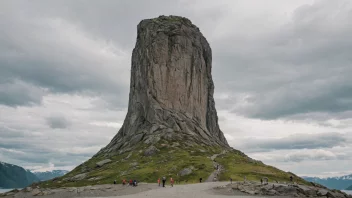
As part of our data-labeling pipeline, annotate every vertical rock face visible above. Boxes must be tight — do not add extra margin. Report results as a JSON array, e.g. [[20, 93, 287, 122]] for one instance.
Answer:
[[99, 15, 229, 154]]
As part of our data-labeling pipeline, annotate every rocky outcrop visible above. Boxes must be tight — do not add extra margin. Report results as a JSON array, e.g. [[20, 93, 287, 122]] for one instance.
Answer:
[[96, 159, 112, 167], [98, 15, 229, 155], [221, 182, 352, 198]]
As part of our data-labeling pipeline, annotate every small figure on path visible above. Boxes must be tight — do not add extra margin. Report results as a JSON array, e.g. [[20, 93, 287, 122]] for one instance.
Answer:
[[170, 177, 174, 187], [158, 178, 161, 186], [290, 176, 293, 182], [129, 179, 133, 186], [199, 178, 202, 183], [133, 179, 137, 187], [114, 180, 116, 184], [122, 179, 126, 185], [261, 178, 263, 185], [162, 176, 166, 187], [230, 178, 232, 184]]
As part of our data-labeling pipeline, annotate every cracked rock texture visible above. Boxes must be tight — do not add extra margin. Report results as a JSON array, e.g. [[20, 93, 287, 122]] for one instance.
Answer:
[[98, 15, 229, 155]]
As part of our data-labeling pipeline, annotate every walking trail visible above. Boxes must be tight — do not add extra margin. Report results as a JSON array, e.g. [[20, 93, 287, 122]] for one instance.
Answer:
[[205, 150, 227, 182]]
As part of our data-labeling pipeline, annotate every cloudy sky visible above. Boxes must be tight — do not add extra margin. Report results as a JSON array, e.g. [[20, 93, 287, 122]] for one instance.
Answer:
[[1, 0, 351, 178]]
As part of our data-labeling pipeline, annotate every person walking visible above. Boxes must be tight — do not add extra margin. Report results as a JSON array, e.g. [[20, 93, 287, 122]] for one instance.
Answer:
[[199, 178, 202, 183], [230, 178, 232, 184], [170, 177, 174, 187], [162, 176, 166, 187], [158, 178, 161, 186]]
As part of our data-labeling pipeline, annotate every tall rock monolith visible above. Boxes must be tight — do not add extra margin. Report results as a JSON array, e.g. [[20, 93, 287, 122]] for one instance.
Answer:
[[98, 15, 229, 155]]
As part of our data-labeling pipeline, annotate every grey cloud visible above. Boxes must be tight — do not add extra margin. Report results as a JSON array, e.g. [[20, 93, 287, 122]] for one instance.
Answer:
[[46, 115, 71, 129], [282, 150, 348, 162], [241, 132, 348, 152], [212, 0, 352, 119], [0, 80, 45, 107]]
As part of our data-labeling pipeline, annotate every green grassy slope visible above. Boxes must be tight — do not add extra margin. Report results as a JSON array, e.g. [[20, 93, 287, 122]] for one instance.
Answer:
[[215, 151, 311, 185], [37, 141, 310, 188]]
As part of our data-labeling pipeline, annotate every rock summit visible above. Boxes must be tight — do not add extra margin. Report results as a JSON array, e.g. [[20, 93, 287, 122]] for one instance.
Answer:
[[99, 15, 229, 155]]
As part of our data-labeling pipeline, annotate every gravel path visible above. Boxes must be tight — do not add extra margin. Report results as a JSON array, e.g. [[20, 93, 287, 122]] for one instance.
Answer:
[[85, 182, 278, 198], [205, 151, 226, 182]]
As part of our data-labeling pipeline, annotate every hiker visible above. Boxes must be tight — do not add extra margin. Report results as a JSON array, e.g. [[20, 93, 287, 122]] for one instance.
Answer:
[[162, 176, 166, 187], [133, 179, 137, 187], [199, 178, 202, 183], [290, 176, 293, 182], [230, 178, 232, 184], [122, 179, 126, 185], [158, 178, 161, 186], [216, 164, 219, 170], [114, 180, 116, 184], [170, 177, 174, 187], [261, 178, 263, 185], [129, 179, 133, 186]]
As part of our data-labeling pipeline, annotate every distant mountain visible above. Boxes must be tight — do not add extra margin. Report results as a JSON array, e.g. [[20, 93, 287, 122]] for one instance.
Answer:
[[0, 161, 39, 188], [346, 185, 352, 190], [34, 170, 69, 181], [303, 174, 352, 190]]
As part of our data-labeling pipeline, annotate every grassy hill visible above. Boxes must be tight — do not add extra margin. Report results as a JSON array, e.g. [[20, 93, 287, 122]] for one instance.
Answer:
[[37, 140, 310, 188]]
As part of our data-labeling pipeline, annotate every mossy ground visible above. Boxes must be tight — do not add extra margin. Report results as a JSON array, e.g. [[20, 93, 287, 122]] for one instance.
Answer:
[[215, 151, 311, 185], [38, 142, 310, 188], [38, 142, 219, 188]]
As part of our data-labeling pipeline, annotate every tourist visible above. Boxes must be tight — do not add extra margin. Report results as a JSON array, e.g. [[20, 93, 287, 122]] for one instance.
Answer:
[[129, 179, 133, 186], [170, 177, 174, 187], [158, 178, 160, 186], [230, 178, 232, 184], [114, 180, 116, 184], [199, 178, 202, 183], [162, 176, 166, 187], [122, 179, 126, 185]]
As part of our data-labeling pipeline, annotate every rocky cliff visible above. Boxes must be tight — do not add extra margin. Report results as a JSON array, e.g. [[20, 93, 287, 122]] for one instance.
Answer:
[[98, 15, 228, 155]]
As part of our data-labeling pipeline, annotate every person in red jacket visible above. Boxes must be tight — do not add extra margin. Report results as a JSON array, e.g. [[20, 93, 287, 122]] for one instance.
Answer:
[[158, 178, 161, 186], [170, 177, 174, 187]]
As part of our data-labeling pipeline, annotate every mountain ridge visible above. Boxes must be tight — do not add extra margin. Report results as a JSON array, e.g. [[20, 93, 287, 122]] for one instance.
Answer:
[[34, 170, 69, 181], [0, 161, 39, 188], [303, 174, 352, 190]]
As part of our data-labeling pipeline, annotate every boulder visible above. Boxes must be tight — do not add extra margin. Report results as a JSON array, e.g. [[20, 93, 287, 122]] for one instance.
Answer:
[[179, 168, 193, 176], [96, 159, 112, 167], [318, 189, 329, 196], [144, 146, 159, 156], [71, 173, 87, 181], [130, 162, 139, 167], [25, 187, 33, 192], [32, 188, 42, 196]]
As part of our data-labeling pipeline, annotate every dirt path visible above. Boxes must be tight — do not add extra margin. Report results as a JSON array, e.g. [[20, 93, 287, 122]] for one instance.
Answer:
[[205, 150, 227, 182], [86, 182, 272, 198]]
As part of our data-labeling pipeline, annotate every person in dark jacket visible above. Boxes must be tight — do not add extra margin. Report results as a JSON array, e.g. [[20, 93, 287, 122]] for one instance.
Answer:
[[162, 176, 166, 187]]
